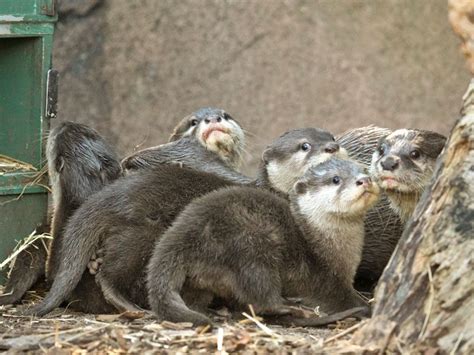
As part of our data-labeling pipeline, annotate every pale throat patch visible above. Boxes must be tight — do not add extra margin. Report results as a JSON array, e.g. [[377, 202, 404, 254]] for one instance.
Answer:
[[295, 188, 365, 280]]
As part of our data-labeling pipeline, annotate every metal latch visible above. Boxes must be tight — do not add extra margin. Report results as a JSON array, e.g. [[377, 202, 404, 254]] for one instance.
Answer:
[[46, 69, 59, 119]]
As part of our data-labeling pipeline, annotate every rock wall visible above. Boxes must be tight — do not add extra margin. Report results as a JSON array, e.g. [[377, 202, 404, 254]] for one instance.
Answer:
[[53, 0, 469, 173]]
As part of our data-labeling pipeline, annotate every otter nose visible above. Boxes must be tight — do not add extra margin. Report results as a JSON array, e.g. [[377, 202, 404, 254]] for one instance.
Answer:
[[204, 116, 222, 124], [324, 142, 340, 154], [381, 156, 399, 171], [356, 176, 372, 187]]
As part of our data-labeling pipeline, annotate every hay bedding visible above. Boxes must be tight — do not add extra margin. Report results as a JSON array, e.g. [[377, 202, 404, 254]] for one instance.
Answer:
[[0, 288, 361, 353]]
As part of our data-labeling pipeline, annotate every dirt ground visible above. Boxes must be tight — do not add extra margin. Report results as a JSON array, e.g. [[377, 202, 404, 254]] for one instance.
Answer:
[[0, 288, 362, 353]]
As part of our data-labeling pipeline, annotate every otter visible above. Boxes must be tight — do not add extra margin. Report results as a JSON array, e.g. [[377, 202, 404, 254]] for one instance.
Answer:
[[370, 129, 446, 223], [336, 126, 405, 291], [0, 122, 122, 311], [122, 137, 252, 185], [122, 107, 245, 172], [26, 128, 345, 316], [45, 122, 122, 281], [147, 158, 379, 326], [1, 109, 246, 308]]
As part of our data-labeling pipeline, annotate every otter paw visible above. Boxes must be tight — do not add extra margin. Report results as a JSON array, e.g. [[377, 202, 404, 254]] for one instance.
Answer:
[[88, 249, 104, 275]]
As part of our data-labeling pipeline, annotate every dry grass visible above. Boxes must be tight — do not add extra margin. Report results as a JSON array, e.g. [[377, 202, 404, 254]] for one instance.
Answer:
[[0, 290, 362, 353], [0, 154, 37, 174]]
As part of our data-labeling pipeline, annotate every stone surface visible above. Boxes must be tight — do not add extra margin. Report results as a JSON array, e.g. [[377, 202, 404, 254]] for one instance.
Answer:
[[53, 0, 469, 174]]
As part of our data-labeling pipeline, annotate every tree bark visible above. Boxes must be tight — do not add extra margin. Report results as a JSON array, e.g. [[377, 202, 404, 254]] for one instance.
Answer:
[[326, 80, 474, 354], [449, 0, 474, 74]]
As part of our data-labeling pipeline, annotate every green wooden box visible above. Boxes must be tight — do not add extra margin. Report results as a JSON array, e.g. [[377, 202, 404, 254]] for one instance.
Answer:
[[0, 0, 57, 281]]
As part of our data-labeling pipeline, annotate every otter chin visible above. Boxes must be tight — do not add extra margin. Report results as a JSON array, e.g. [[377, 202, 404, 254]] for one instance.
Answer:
[[195, 117, 244, 169]]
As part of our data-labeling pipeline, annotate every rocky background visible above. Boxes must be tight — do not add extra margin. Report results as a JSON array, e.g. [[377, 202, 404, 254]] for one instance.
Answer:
[[53, 0, 470, 174]]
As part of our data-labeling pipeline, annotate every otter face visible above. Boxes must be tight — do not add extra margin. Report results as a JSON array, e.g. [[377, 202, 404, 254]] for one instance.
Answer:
[[370, 129, 446, 194], [170, 107, 245, 169], [263, 128, 348, 194], [294, 158, 380, 223]]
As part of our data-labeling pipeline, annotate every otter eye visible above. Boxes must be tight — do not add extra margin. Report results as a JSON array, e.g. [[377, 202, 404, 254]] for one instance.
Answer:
[[223, 113, 231, 121], [378, 145, 386, 155], [410, 150, 420, 159], [190, 119, 198, 127], [301, 142, 311, 152], [332, 176, 340, 185]]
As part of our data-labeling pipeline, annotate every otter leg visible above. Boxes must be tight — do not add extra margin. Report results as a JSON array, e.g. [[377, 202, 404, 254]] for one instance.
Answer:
[[231, 264, 285, 316], [182, 286, 214, 314], [96, 272, 144, 313]]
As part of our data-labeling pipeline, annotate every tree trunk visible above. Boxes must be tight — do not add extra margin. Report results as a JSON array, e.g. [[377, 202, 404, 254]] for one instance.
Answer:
[[449, 0, 474, 74], [327, 80, 474, 354]]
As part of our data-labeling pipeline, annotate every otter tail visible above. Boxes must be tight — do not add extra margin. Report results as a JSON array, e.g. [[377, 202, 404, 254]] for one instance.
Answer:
[[0, 238, 47, 306], [147, 243, 211, 326], [26, 209, 104, 317], [269, 306, 370, 327]]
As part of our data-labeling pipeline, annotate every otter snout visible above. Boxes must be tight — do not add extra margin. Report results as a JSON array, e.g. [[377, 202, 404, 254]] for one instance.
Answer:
[[380, 156, 400, 171], [204, 116, 223, 124], [324, 142, 340, 154], [356, 176, 372, 187]]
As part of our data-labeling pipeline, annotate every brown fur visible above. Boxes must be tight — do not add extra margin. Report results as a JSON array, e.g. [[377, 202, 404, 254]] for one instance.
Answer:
[[147, 158, 377, 326], [336, 126, 405, 291], [0, 223, 49, 306], [0, 122, 121, 310], [370, 129, 446, 223], [26, 128, 340, 316]]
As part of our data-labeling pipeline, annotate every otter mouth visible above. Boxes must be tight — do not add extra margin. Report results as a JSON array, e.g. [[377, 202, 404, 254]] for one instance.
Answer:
[[356, 189, 377, 201], [378, 176, 402, 190], [202, 126, 232, 142]]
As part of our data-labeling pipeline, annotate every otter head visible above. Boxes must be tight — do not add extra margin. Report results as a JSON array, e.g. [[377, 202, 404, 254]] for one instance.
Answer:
[[261, 128, 348, 194], [293, 158, 380, 223], [291, 158, 380, 281], [169, 107, 245, 170], [46, 122, 121, 205], [370, 129, 446, 221]]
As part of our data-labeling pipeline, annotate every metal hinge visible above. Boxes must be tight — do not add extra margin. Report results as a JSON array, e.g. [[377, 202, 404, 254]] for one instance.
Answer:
[[46, 69, 59, 119], [41, 0, 57, 17]]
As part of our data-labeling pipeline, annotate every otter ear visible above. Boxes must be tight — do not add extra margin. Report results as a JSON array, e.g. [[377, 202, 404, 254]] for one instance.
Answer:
[[55, 156, 65, 173], [169, 115, 194, 142], [294, 181, 308, 195], [262, 148, 272, 164], [418, 130, 447, 158]]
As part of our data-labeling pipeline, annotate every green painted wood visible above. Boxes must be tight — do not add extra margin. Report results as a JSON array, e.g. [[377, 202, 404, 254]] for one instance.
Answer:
[[0, 194, 48, 283], [0, 0, 57, 22], [0, 37, 44, 166], [0, 0, 56, 279]]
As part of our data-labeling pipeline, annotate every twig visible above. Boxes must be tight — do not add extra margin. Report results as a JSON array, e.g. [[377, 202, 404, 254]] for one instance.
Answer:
[[450, 330, 465, 355], [241, 312, 279, 339], [217, 327, 224, 351], [323, 322, 362, 344]]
